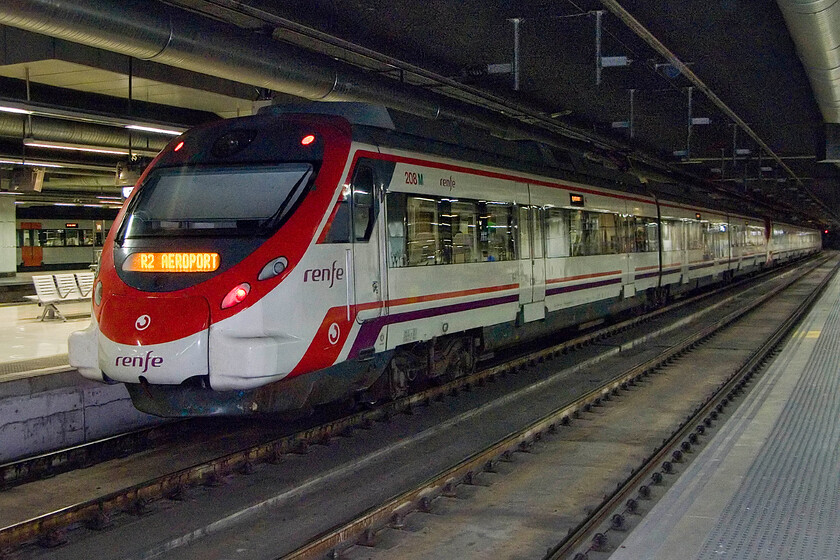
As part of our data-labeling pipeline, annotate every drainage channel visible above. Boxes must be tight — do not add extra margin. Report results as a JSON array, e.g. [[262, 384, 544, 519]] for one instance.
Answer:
[[279, 258, 836, 560], [0, 257, 825, 558]]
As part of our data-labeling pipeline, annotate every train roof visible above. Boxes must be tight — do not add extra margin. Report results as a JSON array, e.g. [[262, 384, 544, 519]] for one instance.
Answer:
[[260, 102, 771, 222]]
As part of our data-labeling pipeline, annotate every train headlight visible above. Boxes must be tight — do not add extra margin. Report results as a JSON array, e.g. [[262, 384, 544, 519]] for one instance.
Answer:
[[258, 257, 288, 280], [94, 281, 103, 306], [221, 283, 250, 309]]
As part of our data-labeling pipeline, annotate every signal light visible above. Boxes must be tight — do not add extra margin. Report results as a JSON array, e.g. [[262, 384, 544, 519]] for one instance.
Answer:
[[221, 282, 250, 309], [174, 141, 184, 152], [300, 134, 316, 146]]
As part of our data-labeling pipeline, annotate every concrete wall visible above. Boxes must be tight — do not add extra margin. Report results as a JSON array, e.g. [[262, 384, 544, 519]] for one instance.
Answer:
[[0, 370, 161, 463]]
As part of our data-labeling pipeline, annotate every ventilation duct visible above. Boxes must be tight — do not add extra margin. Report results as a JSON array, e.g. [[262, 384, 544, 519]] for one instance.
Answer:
[[0, 0, 595, 156], [0, 113, 167, 152], [777, 0, 840, 123]]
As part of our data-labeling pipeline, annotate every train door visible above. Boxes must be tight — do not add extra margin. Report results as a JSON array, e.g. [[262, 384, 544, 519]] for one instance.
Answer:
[[19, 222, 43, 268], [517, 189, 546, 323], [349, 161, 385, 324]]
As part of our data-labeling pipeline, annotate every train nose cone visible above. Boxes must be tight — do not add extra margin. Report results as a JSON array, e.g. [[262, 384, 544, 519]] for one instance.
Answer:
[[99, 295, 209, 346], [98, 295, 210, 384]]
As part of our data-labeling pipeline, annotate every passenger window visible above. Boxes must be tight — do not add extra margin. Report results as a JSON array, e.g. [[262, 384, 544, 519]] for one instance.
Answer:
[[478, 202, 514, 261], [545, 207, 569, 258], [407, 196, 439, 265], [352, 166, 376, 242], [389, 195, 514, 267], [386, 192, 407, 267], [518, 206, 532, 260], [451, 201, 479, 263]]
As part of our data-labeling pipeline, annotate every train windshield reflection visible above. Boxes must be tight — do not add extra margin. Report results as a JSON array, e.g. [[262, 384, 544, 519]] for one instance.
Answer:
[[120, 163, 313, 239]]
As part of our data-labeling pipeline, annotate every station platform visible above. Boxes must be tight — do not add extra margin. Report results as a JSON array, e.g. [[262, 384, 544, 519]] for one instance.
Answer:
[[0, 272, 158, 464], [610, 263, 840, 559]]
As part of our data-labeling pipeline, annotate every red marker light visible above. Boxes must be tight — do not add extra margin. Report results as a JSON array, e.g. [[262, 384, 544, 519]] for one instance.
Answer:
[[174, 141, 184, 152], [301, 134, 316, 146], [221, 282, 250, 309]]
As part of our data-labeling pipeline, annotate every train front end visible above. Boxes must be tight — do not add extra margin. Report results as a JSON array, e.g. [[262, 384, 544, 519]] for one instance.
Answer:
[[69, 113, 353, 415]]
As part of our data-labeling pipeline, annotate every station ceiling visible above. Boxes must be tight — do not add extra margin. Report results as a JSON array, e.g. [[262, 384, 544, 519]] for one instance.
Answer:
[[0, 0, 838, 229]]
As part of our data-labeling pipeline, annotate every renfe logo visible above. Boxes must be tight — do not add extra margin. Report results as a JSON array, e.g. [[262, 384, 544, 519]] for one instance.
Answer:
[[116, 351, 164, 374], [304, 260, 344, 288]]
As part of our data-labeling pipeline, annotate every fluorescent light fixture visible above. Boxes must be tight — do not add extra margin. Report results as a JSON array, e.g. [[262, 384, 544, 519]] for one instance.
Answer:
[[673, 150, 688, 157], [735, 148, 751, 155], [0, 105, 33, 115], [601, 56, 630, 67], [24, 139, 130, 156], [760, 166, 772, 172], [23, 139, 160, 157], [611, 121, 630, 128], [691, 117, 711, 125], [126, 124, 182, 136], [54, 202, 78, 206], [0, 159, 64, 168]]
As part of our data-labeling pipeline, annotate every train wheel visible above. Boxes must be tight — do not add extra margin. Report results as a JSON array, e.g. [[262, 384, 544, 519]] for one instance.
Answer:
[[372, 351, 418, 401], [432, 336, 475, 383]]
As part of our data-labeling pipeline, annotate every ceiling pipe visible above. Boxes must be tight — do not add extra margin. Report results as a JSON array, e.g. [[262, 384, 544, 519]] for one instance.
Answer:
[[0, 113, 168, 152], [776, 0, 840, 123], [0, 0, 819, 223], [0, 0, 650, 163]]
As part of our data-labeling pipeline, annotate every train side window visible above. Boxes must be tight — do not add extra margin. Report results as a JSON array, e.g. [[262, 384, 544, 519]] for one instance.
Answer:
[[451, 200, 478, 263], [687, 222, 703, 250], [545, 207, 570, 258], [352, 165, 376, 242], [518, 206, 532, 260], [633, 217, 658, 252], [322, 164, 377, 244], [666, 220, 684, 251], [386, 192, 407, 267], [407, 196, 439, 265], [42, 230, 65, 247], [478, 202, 514, 261], [570, 210, 606, 256], [323, 185, 351, 243]]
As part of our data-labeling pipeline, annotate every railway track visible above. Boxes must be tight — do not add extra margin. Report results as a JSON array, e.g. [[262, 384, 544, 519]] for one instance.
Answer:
[[0, 257, 810, 492], [282, 256, 837, 560], [0, 255, 831, 559]]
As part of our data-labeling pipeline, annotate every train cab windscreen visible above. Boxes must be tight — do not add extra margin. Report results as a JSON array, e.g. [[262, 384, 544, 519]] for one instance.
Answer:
[[119, 164, 314, 240]]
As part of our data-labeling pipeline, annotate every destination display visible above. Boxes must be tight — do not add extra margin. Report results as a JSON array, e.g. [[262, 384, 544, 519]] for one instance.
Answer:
[[123, 252, 220, 273]]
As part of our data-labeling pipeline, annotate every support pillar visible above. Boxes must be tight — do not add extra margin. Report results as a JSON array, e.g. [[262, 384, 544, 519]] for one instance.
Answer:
[[0, 196, 16, 277]]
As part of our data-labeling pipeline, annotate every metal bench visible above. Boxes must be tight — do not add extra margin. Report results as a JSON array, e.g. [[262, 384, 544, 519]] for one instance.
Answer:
[[25, 273, 94, 321]]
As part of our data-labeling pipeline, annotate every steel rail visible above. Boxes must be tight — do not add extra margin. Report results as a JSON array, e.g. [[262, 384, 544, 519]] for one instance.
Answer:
[[547, 255, 839, 559], [0, 256, 823, 553], [278, 256, 830, 560], [0, 256, 798, 491]]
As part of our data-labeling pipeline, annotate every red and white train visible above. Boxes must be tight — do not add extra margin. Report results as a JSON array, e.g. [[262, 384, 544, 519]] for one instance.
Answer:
[[69, 104, 822, 416]]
